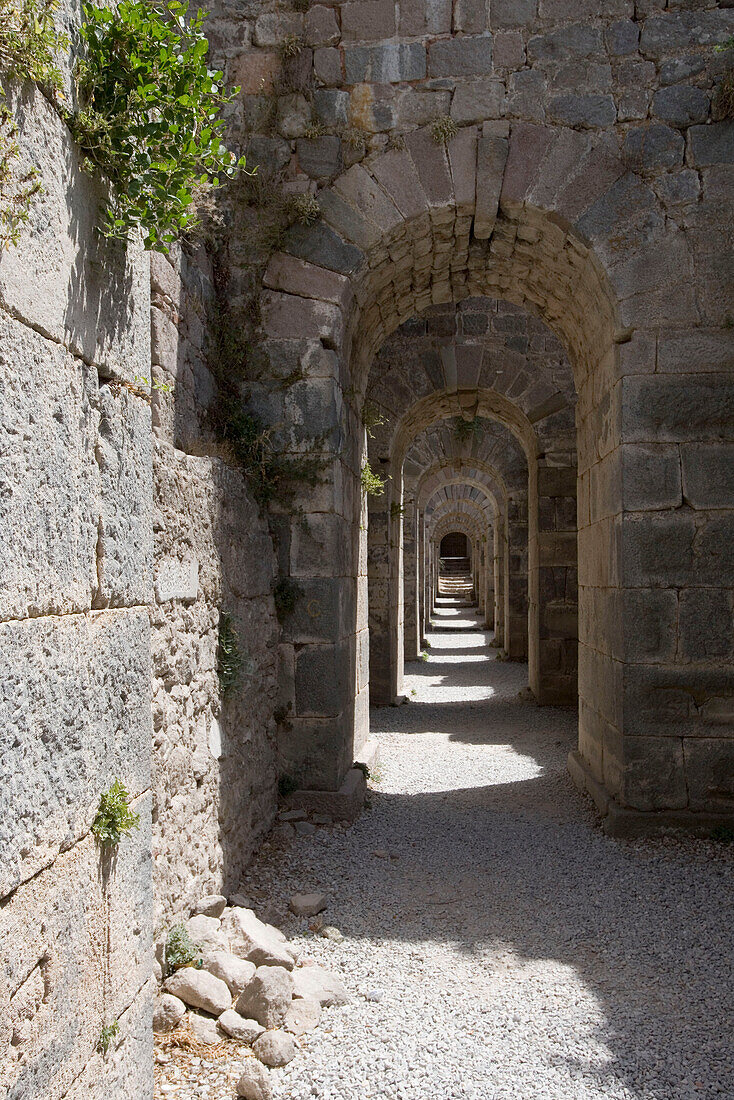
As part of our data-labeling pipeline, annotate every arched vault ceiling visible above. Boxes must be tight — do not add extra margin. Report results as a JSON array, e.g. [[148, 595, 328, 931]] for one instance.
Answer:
[[366, 297, 576, 458], [404, 417, 527, 494]]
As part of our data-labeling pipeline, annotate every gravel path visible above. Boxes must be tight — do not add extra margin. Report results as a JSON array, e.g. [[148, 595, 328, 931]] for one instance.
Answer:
[[163, 600, 734, 1100]]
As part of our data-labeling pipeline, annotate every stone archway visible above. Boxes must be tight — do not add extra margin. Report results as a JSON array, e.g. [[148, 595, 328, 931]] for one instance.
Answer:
[[262, 122, 733, 831]]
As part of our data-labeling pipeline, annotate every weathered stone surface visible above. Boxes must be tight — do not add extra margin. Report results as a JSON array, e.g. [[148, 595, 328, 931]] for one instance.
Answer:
[[344, 43, 426, 84], [689, 122, 734, 166], [292, 964, 349, 1006], [218, 1009, 266, 1043], [236, 1058, 273, 1100], [429, 35, 493, 78], [475, 131, 509, 238], [153, 994, 187, 1033], [185, 914, 229, 954], [253, 1030, 296, 1067], [222, 909, 296, 969], [341, 0, 395, 41], [284, 997, 321, 1036], [451, 79, 505, 124], [189, 1012, 221, 1045], [0, 315, 98, 620], [236, 966, 294, 1028], [652, 85, 709, 128], [547, 94, 616, 128], [202, 951, 257, 996], [164, 968, 232, 1016], [304, 5, 340, 47]]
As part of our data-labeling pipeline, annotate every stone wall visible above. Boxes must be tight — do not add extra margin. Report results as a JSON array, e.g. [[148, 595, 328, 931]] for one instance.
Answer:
[[149, 245, 280, 934], [0, 71, 154, 1099]]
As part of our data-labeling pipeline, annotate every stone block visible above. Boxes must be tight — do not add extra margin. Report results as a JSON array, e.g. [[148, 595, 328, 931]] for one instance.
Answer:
[[399, 0, 452, 35], [622, 588, 678, 663], [155, 559, 199, 603], [684, 740, 734, 813], [314, 88, 350, 127], [640, 12, 734, 60], [605, 19, 639, 55], [547, 94, 616, 129], [284, 222, 366, 278], [493, 31, 525, 69], [621, 512, 695, 587], [0, 317, 99, 620], [229, 51, 280, 94], [304, 5, 340, 47], [475, 132, 509, 238], [349, 83, 399, 132], [453, 0, 488, 33], [264, 253, 351, 308], [370, 149, 430, 221], [96, 385, 154, 608], [507, 70, 546, 121], [397, 89, 452, 128], [295, 643, 348, 717], [333, 164, 403, 236], [528, 25, 603, 62], [450, 78, 505, 124], [679, 589, 733, 662], [623, 123, 685, 172], [0, 609, 152, 897], [290, 513, 349, 577], [500, 122, 553, 211], [253, 12, 302, 47], [622, 374, 734, 443], [681, 443, 734, 508], [0, 83, 150, 384], [277, 93, 311, 139], [428, 35, 493, 79], [405, 127, 454, 209], [341, 0, 396, 41], [652, 85, 710, 128], [622, 736, 688, 812], [692, 515, 734, 587], [261, 291, 344, 349], [622, 444, 682, 512], [314, 47, 343, 85], [447, 126, 478, 215], [344, 43, 426, 84], [689, 121, 734, 166], [490, 0, 537, 27]]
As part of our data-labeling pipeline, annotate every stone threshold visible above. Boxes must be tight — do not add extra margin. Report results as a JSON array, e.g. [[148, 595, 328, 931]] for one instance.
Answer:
[[282, 738, 381, 823], [568, 750, 734, 839]]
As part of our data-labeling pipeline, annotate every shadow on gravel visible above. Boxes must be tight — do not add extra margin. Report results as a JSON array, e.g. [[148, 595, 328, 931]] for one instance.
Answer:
[[357, 628, 734, 1098]]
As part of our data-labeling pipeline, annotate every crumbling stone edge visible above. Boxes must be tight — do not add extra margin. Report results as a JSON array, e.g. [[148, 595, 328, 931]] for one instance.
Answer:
[[282, 739, 381, 823]]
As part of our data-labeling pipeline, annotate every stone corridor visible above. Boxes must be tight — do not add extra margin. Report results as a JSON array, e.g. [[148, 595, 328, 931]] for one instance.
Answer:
[[161, 594, 734, 1100]]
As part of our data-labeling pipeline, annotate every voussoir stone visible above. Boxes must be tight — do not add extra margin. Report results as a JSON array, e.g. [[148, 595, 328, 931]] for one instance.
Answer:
[[292, 964, 349, 1007], [284, 997, 321, 1036], [218, 1009, 266, 1044], [153, 993, 187, 1033], [164, 968, 232, 1016], [253, 1030, 296, 1068], [289, 892, 328, 917], [236, 965, 295, 1028], [222, 908, 297, 969], [236, 1058, 273, 1100], [201, 950, 257, 996], [194, 895, 228, 919]]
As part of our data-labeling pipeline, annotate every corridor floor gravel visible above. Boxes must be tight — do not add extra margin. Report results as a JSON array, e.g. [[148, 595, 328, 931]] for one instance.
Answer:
[[242, 603, 734, 1100]]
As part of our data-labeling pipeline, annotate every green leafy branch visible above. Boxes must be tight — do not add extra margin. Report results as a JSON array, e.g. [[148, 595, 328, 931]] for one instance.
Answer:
[[70, 0, 249, 250]]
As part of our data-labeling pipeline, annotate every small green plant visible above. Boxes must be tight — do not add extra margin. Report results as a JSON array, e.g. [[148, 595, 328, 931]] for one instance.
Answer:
[[288, 191, 321, 225], [71, 0, 248, 250], [304, 120, 327, 139], [362, 400, 388, 438], [279, 33, 303, 58], [98, 1021, 119, 1054], [165, 922, 203, 973], [273, 576, 303, 622], [361, 461, 386, 497], [217, 610, 242, 695], [715, 36, 734, 54], [0, 0, 68, 90], [342, 126, 366, 149], [390, 501, 405, 519], [432, 115, 457, 145], [454, 417, 482, 442], [0, 107, 42, 249], [278, 774, 299, 797], [133, 373, 172, 393], [410, 688, 417, 697], [420, 650, 429, 662], [711, 825, 734, 844], [353, 761, 370, 779], [92, 779, 140, 846]]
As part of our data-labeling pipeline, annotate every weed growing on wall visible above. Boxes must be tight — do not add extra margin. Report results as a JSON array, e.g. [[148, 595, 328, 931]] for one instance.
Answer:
[[431, 116, 457, 145], [165, 923, 203, 973], [361, 461, 386, 497], [0, 0, 68, 88], [71, 0, 248, 250], [92, 779, 140, 846], [362, 400, 388, 438], [98, 1021, 119, 1054], [0, 0, 68, 247], [217, 610, 243, 695]]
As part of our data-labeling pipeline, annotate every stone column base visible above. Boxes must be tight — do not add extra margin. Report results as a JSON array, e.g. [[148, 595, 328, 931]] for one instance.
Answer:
[[283, 739, 381, 823], [568, 750, 734, 839]]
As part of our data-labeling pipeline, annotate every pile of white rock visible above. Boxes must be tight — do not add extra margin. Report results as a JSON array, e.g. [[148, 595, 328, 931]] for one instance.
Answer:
[[153, 894, 348, 1100]]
